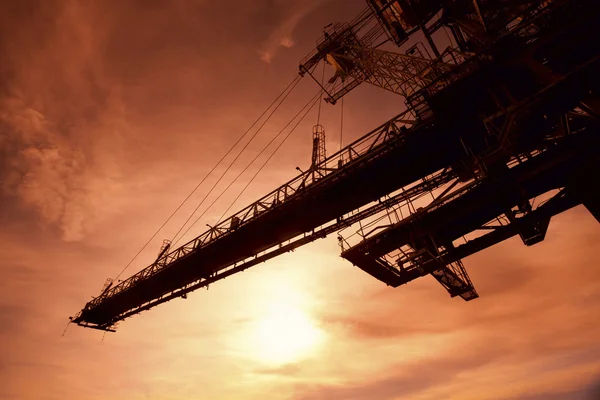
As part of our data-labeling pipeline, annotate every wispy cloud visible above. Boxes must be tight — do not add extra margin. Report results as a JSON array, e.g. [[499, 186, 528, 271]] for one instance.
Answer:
[[294, 339, 507, 400], [254, 363, 301, 376], [0, 1, 131, 241], [258, 1, 325, 63]]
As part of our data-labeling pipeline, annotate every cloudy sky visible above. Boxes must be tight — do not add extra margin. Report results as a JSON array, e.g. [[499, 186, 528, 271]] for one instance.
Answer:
[[1, 1, 599, 399]]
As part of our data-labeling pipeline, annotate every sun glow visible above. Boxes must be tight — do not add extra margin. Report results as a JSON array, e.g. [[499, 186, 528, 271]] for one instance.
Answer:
[[230, 278, 326, 366], [251, 302, 324, 365]]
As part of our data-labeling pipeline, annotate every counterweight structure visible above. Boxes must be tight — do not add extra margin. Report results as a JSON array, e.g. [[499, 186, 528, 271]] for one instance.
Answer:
[[72, 0, 600, 331]]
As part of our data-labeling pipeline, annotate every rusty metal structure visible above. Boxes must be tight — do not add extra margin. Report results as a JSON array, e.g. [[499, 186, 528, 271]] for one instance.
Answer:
[[72, 0, 599, 331]]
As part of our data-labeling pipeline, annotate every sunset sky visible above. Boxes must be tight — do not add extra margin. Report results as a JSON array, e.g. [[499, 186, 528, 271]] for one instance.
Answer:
[[1, 1, 600, 399]]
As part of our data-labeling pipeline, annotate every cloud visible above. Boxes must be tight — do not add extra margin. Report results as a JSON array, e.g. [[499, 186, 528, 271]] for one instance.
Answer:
[[320, 312, 447, 340], [254, 363, 301, 376], [492, 371, 600, 400], [509, 388, 591, 400], [0, 304, 30, 336], [280, 37, 296, 48], [0, 1, 131, 241], [1, 96, 79, 236], [303, 214, 600, 398], [0, 90, 126, 241], [584, 377, 600, 400], [294, 340, 507, 400], [258, 1, 324, 63]]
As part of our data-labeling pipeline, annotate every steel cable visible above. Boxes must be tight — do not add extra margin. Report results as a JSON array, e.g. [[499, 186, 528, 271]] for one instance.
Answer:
[[173, 85, 327, 246], [214, 92, 323, 226], [169, 76, 303, 245], [113, 74, 302, 280]]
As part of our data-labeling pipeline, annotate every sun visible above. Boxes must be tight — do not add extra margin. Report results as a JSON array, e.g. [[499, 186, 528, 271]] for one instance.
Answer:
[[249, 302, 324, 365], [228, 273, 326, 365]]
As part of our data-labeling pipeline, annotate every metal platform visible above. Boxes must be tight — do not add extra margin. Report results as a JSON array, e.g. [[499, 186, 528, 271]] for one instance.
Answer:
[[341, 131, 599, 298]]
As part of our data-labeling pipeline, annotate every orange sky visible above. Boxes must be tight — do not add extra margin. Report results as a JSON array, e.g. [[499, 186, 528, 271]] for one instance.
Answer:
[[1, 1, 600, 399]]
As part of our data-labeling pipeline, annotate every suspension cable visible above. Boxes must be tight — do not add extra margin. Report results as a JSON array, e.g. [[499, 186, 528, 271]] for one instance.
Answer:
[[316, 60, 326, 125], [340, 95, 344, 151], [173, 86, 325, 246], [214, 93, 322, 227], [113, 74, 302, 281], [170, 75, 303, 245]]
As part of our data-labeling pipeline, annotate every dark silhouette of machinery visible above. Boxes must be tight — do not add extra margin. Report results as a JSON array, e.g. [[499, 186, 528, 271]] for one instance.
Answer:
[[72, 0, 600, 331]]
